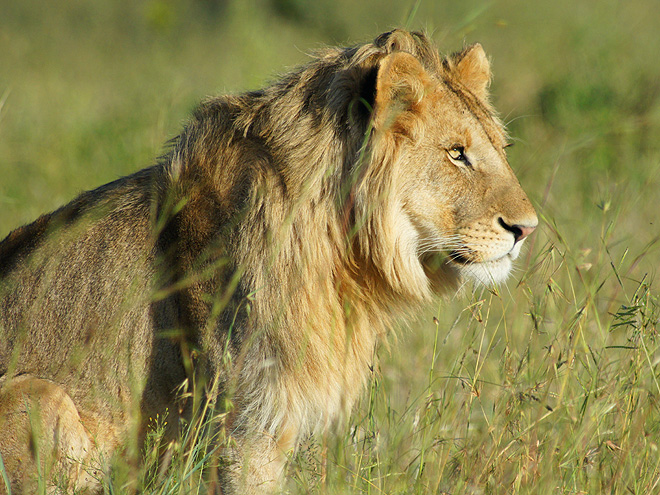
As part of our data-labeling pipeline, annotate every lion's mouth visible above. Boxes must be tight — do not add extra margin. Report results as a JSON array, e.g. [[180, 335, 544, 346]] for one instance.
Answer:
[[448, 250, 514, 266], [448, 251, 472, 265]]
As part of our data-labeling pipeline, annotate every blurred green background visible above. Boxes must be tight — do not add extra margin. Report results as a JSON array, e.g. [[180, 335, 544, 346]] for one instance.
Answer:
[[1, 1, 660, 492]]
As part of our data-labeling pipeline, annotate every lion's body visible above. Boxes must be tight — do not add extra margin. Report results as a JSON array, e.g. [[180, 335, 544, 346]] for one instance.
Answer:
[[0, 31, 537, 493]]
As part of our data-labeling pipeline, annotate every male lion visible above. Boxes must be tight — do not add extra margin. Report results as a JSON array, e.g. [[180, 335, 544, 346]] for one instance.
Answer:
[[0, 30, 537, 493]]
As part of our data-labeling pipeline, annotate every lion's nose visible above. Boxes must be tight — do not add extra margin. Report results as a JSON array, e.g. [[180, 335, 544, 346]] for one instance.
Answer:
[[498, 218, 537, 243]]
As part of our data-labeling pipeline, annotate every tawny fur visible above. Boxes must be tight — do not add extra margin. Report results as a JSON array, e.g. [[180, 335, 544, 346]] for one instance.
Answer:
[[0, 30, 537, 493]]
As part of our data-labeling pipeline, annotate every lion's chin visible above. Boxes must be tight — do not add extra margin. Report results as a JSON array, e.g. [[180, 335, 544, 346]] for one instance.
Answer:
[[455, 255, 514, 286], [448, 240, 525, 287], [422, 251, 515, 291]]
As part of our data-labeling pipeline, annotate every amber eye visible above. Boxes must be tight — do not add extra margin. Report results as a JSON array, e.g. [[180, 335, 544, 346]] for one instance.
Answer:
[[447, 145, 470, 165]]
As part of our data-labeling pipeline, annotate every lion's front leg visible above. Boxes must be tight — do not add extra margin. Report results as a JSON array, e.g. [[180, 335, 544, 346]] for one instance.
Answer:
[[222, 439, 285, 494], [218, 418, 298, 495]]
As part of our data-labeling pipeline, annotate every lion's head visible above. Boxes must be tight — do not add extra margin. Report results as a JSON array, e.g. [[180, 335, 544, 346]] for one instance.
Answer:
[[340, 30, 538, 296]]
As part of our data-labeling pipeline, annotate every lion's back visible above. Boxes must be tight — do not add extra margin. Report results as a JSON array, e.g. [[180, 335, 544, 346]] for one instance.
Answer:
[[0, 167, 166, 386]]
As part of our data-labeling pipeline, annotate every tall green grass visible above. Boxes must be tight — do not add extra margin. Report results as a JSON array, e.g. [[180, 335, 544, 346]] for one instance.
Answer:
[[1, 0, 659, 493]]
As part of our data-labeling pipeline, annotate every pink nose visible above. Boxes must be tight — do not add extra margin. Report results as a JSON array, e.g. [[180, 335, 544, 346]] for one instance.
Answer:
[[516, 224, 536, 242], [498, 218, 537, 243]]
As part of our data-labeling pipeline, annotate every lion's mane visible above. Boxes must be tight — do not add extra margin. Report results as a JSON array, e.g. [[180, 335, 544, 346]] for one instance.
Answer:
[[160, 30, 451, 443]]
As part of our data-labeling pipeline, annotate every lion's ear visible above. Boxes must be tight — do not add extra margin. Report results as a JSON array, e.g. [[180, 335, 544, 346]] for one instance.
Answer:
[[372, 51, 432, 130], [447, 43, 491, 101]]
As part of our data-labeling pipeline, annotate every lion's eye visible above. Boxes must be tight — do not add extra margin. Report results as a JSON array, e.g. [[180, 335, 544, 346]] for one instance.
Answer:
[[447, 146, 470, 165]]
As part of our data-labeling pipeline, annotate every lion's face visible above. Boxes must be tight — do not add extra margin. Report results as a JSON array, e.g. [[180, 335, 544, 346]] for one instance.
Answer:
[[367, 42, 537, 288], [401, 91, 537, 285]]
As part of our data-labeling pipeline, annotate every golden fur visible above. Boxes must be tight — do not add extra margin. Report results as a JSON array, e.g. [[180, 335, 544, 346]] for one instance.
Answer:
[[0, 30, 537, 493]]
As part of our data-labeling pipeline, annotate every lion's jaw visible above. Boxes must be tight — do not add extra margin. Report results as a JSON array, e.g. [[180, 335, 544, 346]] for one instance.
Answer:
[[448, 237, 525, 286]]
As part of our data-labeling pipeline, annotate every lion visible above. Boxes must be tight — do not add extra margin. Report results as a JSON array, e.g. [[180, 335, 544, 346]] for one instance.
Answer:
[[0, 30, 537, 494]]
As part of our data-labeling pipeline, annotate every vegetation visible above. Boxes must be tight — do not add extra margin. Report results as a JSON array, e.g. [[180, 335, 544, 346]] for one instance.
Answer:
[[1, 0, 659, 493]]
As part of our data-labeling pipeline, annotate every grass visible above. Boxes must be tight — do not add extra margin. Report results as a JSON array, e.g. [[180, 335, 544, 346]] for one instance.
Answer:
[[1, 0, 660, 493]]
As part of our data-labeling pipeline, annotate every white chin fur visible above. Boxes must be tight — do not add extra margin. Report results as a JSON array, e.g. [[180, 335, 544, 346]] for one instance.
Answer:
[[457, 255, 513, 285], [457, 241, 523, 286]]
